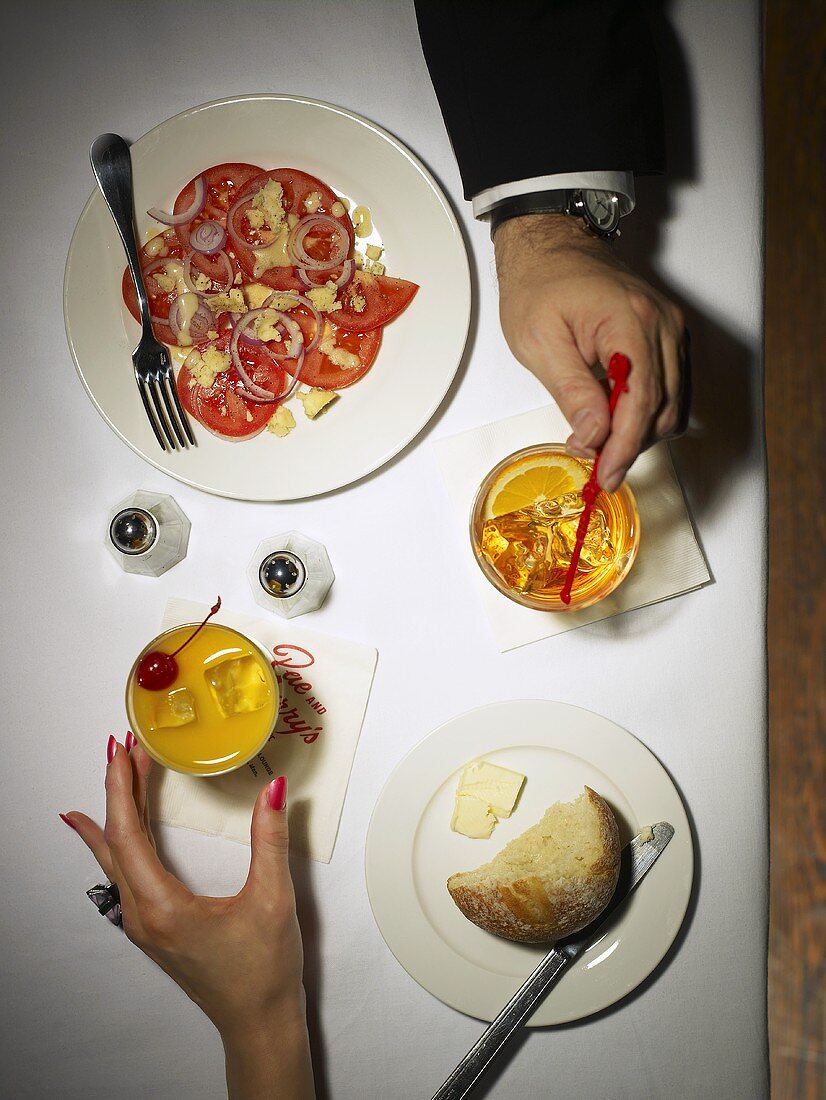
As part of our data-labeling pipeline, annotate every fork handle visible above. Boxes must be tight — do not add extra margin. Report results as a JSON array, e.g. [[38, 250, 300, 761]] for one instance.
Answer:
[[90, 133, 152, 331]]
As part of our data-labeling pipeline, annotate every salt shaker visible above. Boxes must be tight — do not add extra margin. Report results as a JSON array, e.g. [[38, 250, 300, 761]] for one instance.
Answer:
[[107, 490, 191, 577], [249, 532, 334, 618]]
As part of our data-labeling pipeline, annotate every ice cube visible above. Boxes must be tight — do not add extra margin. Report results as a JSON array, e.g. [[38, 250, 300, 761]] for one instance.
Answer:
[[205, 656, 271, 718], [533, 492, 586, 521], [482, 509, 554, 592], [554, 508, 615, 571], [154, 687, 197, 728]]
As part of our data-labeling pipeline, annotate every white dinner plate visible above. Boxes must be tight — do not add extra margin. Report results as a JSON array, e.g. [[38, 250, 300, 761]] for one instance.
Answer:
[[63, 94, 471, 500], [365, 700, 693, 1025]]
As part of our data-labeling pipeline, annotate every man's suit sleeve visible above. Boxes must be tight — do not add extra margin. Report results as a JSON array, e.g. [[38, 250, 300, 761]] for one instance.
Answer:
[[414, 0, 665, 202]]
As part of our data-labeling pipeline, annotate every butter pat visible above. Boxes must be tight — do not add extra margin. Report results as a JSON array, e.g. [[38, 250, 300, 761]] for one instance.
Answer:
[[638, 825, 654, 844], [450, 759, 526, 839], [451, 794, 497, 840]]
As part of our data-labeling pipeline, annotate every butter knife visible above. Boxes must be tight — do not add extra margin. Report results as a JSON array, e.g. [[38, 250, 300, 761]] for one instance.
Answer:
[[431, 822, 675, 1100]]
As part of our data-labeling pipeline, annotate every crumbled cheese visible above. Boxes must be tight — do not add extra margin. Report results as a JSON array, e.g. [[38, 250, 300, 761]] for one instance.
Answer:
[[205, 288, 247, 314], [234, 271, 243, 284], [350, 293, 367, 313], [245, 207, 266, 231], [319, 323, 361, 370], [152, 271, 176, 293], [252, 227, 292, 277], [267, 406, 296, 437], [352, 251, 364, 269], [363, 258, 386, 276], [144, 236, 167, 260], [250, 179, 286, 234], [306, 280, 341, 313], [193, 271, 212, 293], [332, 196, 349, 214], [254, 310, 283, 343], [245, 410, 254, 423], [206, 329, 218, 340], [365, 244, 383, 260], [186, 345, 231, 389], [304, 190, 323, 213], [297, 388, 339, 419], [243, 283, 276, 310], [352, 205, 373, 238]]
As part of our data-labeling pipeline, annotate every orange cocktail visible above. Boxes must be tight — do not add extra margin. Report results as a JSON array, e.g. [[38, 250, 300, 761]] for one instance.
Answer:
[[470, 445, 640, 611], [126, 621, 279, 775]]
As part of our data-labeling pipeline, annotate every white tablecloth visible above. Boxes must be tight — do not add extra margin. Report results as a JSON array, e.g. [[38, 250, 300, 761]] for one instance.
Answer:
[[1, 2, 767, 1097]]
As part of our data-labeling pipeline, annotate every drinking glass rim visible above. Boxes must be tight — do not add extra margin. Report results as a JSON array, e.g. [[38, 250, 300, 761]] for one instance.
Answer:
[[125, 622, 279, 776], [469, 443, 639, 612]]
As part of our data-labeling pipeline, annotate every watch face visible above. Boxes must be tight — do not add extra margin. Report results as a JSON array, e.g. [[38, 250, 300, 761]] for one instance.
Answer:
[[583, 190, 620, 232]]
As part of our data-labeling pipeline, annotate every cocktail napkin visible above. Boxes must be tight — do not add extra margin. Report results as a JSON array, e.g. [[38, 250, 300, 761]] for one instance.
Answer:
[[433, 405, 710, 651], [150, 598, 377, 862]]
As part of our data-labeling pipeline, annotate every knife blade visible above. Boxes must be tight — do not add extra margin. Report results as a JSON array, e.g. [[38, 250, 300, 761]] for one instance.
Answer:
[[431, 822, 675, 1100]]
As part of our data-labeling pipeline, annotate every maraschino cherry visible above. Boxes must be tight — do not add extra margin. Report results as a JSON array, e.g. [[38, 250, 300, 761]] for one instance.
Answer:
[[136, 597, 222, 691]]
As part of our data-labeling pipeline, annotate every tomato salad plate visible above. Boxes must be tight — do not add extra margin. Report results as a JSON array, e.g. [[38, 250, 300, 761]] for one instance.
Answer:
[[64, 94, 471, 500]]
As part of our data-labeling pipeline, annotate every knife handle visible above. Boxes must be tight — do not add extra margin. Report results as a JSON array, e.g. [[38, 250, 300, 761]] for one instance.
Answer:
[[430, 949, 570, 1100]]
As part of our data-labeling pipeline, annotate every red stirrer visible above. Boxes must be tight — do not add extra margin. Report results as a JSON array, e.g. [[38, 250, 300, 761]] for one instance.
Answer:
[[559, 353, 632, 605]]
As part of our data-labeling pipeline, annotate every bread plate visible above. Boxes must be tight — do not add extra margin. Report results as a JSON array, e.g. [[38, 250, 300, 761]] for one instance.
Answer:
[[365, 700, 693, 1025]]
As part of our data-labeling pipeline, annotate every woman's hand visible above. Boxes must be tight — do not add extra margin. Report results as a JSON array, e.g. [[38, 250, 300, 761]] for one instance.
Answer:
[[495, 214, 686, 491], [61, 736, 315, 1100]]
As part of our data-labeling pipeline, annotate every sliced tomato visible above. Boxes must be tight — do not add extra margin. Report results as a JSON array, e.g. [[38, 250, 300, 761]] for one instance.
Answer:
[[231, 167, 354, 290], [122, 230, 188, 345], [177, 334, 286, 440], [173, 162, 264, 242], [334, 271, 418, 332], [122, 231, 248, 346], [281, 322, 382, 390]]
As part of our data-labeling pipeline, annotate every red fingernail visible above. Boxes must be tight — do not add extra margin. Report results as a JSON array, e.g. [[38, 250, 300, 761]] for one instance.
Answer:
[[267, 775, 287, 812], [59, 813, 78, 831], [125, 731, 137, 752], [107, 735, 118, 764]]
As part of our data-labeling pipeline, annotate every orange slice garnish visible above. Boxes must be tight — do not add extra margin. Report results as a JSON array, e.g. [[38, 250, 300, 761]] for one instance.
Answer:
[[484, 453, 588, 519]]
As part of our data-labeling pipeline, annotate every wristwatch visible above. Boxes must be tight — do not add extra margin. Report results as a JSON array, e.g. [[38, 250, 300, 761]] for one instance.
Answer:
[[488, 188, 623, 241]]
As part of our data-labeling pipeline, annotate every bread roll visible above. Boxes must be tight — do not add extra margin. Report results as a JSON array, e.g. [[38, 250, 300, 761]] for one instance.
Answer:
[[447, 787, 620, 943]]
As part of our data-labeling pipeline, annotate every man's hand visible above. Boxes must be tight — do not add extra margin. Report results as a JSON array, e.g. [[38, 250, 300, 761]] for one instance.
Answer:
[[495, 214, 685, 491]]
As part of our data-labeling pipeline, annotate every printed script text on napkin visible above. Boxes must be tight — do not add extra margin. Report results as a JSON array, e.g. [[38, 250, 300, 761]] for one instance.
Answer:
[[150, 599, 377, 863]]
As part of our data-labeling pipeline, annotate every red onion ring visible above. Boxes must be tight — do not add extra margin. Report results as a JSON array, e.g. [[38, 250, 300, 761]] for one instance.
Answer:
[[168, 295, 215, 344], [142, 256, 183, 295], [234, 307, 304, 361], [226, 188, 262, 253], [148, 175, 206, 227], [262, 292, 322, 353], [183, 250, 234, 294], [287, 215, 349, 270], [189, 220, 227, 254], [237, 351, 305, 405], [296, 258, 355, 291], [230, 311, 300, 399]]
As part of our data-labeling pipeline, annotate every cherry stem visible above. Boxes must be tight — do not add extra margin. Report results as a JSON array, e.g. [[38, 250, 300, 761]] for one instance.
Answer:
[[169, 597, 222, 658]]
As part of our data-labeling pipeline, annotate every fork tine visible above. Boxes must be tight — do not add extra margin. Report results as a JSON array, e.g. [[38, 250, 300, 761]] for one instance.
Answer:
[[146, 378, 177, 450], [137, 379, 168, 452], [157, 372, 187, 449], [163, 370, 196, 446]]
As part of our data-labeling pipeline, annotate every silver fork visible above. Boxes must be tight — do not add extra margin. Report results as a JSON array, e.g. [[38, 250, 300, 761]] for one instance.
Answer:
[[90, 133, 195, 452]]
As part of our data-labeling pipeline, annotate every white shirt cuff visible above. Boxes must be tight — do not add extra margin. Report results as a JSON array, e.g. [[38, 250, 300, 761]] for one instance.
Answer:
[[472, 171, 635, 220]]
